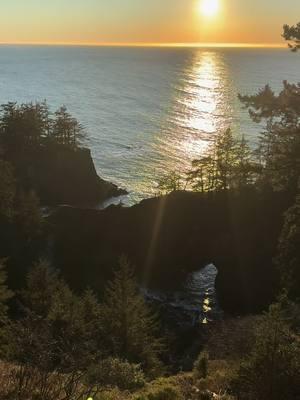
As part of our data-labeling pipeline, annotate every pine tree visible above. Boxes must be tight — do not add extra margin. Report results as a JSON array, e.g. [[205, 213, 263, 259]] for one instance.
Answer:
[[21, 260, 61, 318], [52, 106, 85, 147], [283, 22, 300, 52], [233, 136, 253, 188], [0, 101, 51, 151], [239, 81, 300, 194], [156, 171, 184, 195], [235, 301, 300, 400], [215, 128, 238, 190], [188, 129, 257, 192], [9, 261, 102, 399], [101, 256, 164, 377]]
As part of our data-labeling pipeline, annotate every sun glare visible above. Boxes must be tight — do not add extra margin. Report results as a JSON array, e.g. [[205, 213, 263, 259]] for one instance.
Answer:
[[200, 0, 220, 17]]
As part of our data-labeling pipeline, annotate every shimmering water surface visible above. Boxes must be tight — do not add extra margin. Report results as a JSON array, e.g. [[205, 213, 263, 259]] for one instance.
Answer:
[[0, 46, 299, 204], [143, 264, 221, 328]]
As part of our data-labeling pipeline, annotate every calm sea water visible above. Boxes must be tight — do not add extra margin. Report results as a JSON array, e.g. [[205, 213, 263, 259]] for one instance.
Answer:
[[0, 46, 299, 204]]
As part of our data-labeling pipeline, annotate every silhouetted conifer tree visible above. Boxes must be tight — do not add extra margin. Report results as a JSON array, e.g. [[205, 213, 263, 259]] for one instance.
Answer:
[[283, 22, 300, 51], [101, 256, 164, 378], [188, 129, 258, 192], [8, 261, 103, 399], [52, 106, 85, 147], [239, 82, 300, 194]]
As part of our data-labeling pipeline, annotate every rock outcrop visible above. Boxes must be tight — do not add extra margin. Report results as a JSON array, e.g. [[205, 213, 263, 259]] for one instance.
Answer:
[[49, 188, 292, 314], [7, 145, 126, 205]]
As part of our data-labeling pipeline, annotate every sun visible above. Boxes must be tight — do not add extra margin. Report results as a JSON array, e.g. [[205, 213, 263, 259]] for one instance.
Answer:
[[199, 0, 220, 17]]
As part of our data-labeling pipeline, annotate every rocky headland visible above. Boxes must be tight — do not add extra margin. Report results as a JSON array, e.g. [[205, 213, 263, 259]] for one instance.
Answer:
[[49, 187, 291, 314]]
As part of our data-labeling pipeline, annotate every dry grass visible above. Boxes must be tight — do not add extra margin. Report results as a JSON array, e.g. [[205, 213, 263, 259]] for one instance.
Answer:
[[0, 361, 100, 400], [0, 359, 238, 400]]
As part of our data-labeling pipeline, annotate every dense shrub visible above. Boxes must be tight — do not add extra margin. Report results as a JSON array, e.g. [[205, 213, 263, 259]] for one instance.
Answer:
[[87, 358, 146, 391], [194, 352, 209, 379], [233, 302, 300, 400], [205, 316, 261, 361], [146, 386, 182, 400], [135, 385, 182, 400]]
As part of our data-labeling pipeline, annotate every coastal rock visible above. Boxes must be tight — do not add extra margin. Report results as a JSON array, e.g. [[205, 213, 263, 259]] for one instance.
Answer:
[[49, 188, 291, 314], [9, 145, 126, 205]]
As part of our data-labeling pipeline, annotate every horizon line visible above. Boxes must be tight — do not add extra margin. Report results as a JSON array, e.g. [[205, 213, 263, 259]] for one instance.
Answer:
[[0, 41, 286, 48]]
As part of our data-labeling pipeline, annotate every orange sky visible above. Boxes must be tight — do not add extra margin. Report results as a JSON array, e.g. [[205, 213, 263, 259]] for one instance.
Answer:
[[0, 0, 298, 46]]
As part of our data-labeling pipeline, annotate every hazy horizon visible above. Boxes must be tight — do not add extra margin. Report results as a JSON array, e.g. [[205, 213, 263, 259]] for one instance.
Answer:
[[0, 42, 286, 48], [0, 0, 298, 46]]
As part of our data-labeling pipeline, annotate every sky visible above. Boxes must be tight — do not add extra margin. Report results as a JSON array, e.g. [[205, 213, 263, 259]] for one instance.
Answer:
[[0, 0, 299, 46]]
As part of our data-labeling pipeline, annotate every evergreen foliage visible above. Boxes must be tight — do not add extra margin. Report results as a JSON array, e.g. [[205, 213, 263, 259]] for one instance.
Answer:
[[283, 22, 300, 51], [194, 351, 209, 379], [1, 260, 164, 398], [156, 172, 184, 195], [239, 81, 300, 193], [234, 301, 300, 400], [188, 129, 259, 192], [6, 261, 104, 399], [0, 101, 85, 153], [101, 257, 164, 378], [86, 358, 146, 391], [52, 106, 85, 147]]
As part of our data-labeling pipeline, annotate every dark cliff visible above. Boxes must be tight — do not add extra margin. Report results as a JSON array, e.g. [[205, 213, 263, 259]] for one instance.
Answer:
[[49, 188, 291, 314], [6, 144, 126, 205]]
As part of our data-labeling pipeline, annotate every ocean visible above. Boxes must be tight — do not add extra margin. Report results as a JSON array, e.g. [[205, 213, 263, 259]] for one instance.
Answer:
[[0, 46, 299, 204]]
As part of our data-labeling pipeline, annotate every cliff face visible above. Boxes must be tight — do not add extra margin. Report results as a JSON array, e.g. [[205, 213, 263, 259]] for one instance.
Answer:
[[49, 188, 291, 314], [9, 145, 126, 205]]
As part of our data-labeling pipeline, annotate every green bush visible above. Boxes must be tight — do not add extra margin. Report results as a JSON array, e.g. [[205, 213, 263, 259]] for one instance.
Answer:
[[147, 386, 181, 400], [194, 352, 209, 379], [234, 303, 300, 400], [134, 378, 183, 400], [94, 388, 128, 400], [86, 358, 146, 391]]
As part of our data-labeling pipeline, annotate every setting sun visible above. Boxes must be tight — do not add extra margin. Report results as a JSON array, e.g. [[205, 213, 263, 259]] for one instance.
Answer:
[[200, 0, 220, 17]]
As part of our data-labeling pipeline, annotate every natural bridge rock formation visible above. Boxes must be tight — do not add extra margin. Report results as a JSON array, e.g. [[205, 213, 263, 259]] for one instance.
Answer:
[[49, 188, 290, 313]]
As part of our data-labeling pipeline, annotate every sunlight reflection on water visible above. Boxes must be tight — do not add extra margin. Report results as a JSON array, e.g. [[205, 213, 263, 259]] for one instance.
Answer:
[[0, 47, 298, 204], [143, 264, 222, 326], [180, 52, 222, 133], [140, 50, 236, 205]]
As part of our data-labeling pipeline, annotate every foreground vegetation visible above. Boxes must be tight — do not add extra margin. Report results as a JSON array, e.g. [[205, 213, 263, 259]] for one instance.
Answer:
[[1, 255, 300, 400]]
